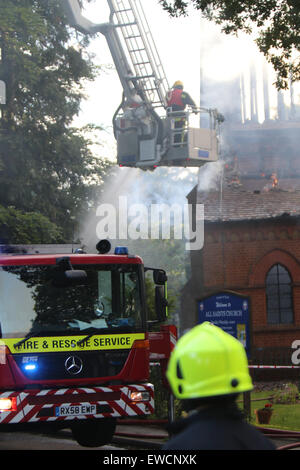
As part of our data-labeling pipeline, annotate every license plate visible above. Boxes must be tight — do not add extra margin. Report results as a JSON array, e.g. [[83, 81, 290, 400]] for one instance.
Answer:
[[55, 404, 97, 417]]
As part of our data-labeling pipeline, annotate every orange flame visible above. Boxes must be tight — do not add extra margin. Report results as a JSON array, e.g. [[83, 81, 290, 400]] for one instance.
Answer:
[[271, 173, 278, 187]]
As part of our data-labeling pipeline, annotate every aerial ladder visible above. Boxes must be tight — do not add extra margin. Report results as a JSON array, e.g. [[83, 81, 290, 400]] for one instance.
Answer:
[[62, 0, 222, 170]]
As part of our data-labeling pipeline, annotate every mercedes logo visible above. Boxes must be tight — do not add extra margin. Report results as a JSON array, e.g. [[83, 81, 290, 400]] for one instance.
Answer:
[[65, 355, 83, 375]]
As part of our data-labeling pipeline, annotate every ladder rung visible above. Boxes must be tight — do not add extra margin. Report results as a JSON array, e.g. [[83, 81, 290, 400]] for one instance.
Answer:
[[125, 74, 155, 80], [135, 75, 155, 79], [124, 35, 141, 39], [116, 22, 137, 27], [129, 48, 145, 53], [115, 8, 132, 13], [133, 61, 150, 66]]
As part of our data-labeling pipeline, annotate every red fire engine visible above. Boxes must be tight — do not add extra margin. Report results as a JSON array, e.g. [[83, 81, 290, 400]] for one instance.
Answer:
[[0, 241, 176, 447]]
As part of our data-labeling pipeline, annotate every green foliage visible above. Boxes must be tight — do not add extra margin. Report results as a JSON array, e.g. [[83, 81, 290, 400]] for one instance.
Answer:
[[159, 0, 300, 89], [0, 205, 62, 243], [150, 365, 182, 420], [266, 404, 300, 430], [272, 383, 299, 404], [247, 389, 300, 430]]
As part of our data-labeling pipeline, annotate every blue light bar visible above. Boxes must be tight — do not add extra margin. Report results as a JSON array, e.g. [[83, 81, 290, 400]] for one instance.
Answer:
[[114, 246, 128, 255]]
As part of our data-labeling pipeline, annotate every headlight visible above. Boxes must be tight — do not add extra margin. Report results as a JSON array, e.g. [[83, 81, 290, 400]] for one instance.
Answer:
[[0, 397, 17, 412], [130, 391, 150, 402]]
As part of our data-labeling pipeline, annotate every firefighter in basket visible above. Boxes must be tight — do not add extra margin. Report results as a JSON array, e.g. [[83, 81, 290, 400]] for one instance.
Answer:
[[166, 81, 197, 144]]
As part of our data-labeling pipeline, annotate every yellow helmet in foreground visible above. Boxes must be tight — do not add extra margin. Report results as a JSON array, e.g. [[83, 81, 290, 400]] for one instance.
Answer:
[[166, 322, 253, 400], [173, 80, 183, 88]]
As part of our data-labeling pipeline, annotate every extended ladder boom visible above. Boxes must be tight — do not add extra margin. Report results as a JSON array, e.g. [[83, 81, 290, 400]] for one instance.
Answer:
[[63, 0, 169, 111], [108, 0, 169, 112], [62, 0, 221, 170]]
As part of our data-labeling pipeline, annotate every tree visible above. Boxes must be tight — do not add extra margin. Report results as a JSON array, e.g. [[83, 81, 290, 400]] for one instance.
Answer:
[[0, 205, 63, 244], [159, 0, 300, 89], [0, 0, 112, 242]]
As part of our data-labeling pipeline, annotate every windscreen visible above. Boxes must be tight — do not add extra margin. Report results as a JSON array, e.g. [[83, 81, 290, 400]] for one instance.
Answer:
[[0, 263, 144, 338]]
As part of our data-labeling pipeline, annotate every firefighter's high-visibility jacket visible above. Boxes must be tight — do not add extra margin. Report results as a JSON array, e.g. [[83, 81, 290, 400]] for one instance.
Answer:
[[167, 86, 196, 112]]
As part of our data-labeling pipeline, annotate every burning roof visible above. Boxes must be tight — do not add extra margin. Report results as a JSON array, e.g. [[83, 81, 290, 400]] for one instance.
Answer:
[[197, 185, 300, 223]]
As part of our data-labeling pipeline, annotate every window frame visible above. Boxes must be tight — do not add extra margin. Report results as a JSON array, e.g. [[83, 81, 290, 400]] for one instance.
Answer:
[[265, 263, 294, 325]]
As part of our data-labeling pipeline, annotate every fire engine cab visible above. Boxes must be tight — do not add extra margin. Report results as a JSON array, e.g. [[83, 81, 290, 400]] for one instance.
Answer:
[[0, 242, 175, 447], [62, 0, 222, 170]]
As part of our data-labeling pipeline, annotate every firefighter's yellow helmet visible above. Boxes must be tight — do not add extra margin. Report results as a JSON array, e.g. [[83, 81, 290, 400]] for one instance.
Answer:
[[166, 322, 253, 400], [173, 80, 183, 88]]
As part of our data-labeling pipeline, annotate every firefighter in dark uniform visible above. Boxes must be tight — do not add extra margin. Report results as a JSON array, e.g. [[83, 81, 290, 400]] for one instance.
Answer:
[[166, 80, 197, 144], [162, 322, 276, 450]]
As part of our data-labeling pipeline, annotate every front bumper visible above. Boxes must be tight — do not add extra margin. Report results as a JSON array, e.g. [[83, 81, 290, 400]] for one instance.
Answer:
[[0, 384, 154, 424]]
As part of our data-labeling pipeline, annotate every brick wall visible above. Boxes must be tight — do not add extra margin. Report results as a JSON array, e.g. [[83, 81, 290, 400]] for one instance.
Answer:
[[180, 122, 300, 367], [202, 217, 300, 353]]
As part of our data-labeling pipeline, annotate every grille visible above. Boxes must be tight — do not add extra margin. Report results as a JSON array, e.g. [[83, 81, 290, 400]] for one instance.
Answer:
[[14, 350, 130, 380]]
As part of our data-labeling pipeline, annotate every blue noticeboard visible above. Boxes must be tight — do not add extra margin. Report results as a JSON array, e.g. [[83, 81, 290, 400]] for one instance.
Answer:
[[198, 292, 251, 358]]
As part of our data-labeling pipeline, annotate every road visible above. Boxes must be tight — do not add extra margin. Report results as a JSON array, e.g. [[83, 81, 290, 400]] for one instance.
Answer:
[[1, 427, 297, 452], [0, 429, 122, 451]]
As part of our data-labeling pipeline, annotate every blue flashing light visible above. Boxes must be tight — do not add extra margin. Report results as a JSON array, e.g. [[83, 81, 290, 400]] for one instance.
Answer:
[[24, 364, 37, 371], [114, 246, 128, 255]]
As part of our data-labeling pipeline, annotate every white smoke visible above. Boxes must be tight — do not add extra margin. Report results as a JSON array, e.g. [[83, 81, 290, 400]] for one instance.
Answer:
[[79, 165, 199, 253], [197, 160, 224, 193]]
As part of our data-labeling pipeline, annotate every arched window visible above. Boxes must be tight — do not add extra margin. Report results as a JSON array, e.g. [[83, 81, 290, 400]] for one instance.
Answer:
[[266, 264, 293, 324]]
